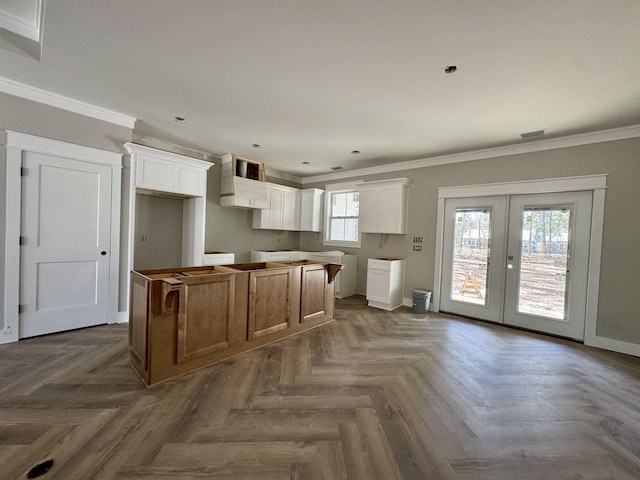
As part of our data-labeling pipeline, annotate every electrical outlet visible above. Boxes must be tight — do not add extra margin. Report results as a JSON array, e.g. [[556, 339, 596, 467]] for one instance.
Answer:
[[412, 235, 423, 252]]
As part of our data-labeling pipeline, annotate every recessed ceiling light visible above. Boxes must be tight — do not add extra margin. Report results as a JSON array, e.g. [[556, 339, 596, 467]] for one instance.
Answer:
[[351, 150, 360, 154], [444, 65, 457, 74], [302, 161, 310, 165], [251, 143, 261, 148], [173, 116, 187, 123]]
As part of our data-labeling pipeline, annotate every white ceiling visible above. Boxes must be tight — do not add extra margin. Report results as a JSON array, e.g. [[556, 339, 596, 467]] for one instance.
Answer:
[[1, 0, 639, 177]]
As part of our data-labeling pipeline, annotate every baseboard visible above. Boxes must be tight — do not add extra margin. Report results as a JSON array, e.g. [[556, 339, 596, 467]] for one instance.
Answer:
[[585, 334, 640, 358], [116, 311, 129, 324]]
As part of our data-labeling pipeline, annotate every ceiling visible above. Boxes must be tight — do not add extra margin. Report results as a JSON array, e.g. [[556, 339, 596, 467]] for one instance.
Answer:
[[1, 0, 640, 177]]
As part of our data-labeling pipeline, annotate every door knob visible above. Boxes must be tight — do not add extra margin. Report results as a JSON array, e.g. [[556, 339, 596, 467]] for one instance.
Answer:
[[507, 255, 514, 260], [101, 251, 107, 256]]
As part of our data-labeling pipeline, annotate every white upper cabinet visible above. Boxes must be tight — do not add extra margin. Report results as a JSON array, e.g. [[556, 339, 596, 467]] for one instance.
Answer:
[[357, 178, 412, 234], [253, 184, 323, 232], [220, 154, 268, 209], [283, 189, 301, 231], [253, 183, 293, 230], [299, 188, 323, 232], [132, 145, 212, 197]]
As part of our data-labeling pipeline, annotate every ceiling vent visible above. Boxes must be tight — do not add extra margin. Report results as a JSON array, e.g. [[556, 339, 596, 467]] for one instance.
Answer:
[[520, 129, 545, 139]]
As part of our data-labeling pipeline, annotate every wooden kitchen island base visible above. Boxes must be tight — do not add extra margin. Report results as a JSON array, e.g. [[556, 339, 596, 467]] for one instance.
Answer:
[[129, 261, 342, 386]]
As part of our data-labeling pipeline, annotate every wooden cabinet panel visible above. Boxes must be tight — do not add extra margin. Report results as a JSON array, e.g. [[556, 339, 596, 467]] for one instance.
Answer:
[[129, 273, 151, 374], [176, 274, 234, 363], [248, 268, 293, 339], [300, 265, 327, 322], [129, 262, 337, 385]]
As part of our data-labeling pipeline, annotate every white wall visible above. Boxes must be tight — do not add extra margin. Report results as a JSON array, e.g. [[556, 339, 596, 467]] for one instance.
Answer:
[[134, 194, 183, 270]]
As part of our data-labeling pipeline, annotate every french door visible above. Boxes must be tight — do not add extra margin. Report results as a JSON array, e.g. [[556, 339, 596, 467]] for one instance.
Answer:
[[439, 191, 592, 340]]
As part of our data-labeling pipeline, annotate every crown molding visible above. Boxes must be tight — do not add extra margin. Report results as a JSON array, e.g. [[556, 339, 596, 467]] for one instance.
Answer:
[[0, 76, 136, 128], [124, 142, 214, 170], [300, 124, 640, 185], [265, 166, 302, 185]]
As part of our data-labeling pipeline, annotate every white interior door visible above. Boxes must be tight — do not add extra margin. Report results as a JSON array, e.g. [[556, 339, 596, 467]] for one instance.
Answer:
[[439, 191, 593, 340], [20, 151, 113, 338], [503, 192, 592, 339]]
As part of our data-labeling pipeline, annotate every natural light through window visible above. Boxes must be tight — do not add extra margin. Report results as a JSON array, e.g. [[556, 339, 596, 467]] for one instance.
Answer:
[[324, 186, 360, 247]]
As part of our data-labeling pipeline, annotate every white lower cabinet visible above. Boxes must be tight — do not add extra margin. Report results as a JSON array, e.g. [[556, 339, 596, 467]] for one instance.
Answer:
[[202, 252, 235, 265], [309, 252, 357, 299], [366, 258, 405, 311]]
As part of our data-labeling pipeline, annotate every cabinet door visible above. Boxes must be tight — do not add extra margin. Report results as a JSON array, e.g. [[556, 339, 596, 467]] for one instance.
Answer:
[[366, 269, 390, 303], [357, 187, 379, 233], [268, 188, 284, 229], [282, 190, 300, 231], [136, 154, 174, 192], [300, 265, 329, 322], [268, 251, 291, 262], [248, 268, 293, 339], [253, 186, 284, 229], [378, 184, 405, 234], [176, 274, 234, 363], [175, 164, 205, 196], [299, 189, 323, 232]]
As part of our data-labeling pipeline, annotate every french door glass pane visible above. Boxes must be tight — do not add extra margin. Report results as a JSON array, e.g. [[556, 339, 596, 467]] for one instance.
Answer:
[[517, 207, 570, 320], [451, 208, 491, 306]]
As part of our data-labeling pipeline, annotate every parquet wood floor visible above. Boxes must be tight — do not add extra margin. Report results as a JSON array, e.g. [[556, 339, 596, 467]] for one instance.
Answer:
[[1, 296, 640, 479]]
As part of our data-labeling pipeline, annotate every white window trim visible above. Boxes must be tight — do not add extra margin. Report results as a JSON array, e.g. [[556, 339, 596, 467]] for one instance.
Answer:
[[323, 181, 363, 248]]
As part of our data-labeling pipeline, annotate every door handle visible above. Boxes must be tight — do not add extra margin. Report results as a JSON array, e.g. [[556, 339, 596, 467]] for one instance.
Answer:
[[507, 255, 514, 260], [101, 251, 107, 256]]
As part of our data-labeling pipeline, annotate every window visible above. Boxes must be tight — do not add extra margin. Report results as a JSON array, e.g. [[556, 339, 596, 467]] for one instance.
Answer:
[[324, 184, 360, 247]]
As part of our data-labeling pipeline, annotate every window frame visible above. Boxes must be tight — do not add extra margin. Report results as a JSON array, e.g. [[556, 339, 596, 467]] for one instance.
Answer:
[[323, 181, 362, 248]]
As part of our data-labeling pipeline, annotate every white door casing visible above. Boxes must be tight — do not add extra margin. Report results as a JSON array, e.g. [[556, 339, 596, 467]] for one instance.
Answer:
[[20, 152, 113, 338], [438, 191, 592, 340], [431, 175, 640, 354], [1, 131, 122, 344]]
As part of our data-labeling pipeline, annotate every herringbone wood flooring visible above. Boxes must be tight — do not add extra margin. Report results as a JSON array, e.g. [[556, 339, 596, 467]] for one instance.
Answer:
[[1, 296, 640, 479]]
